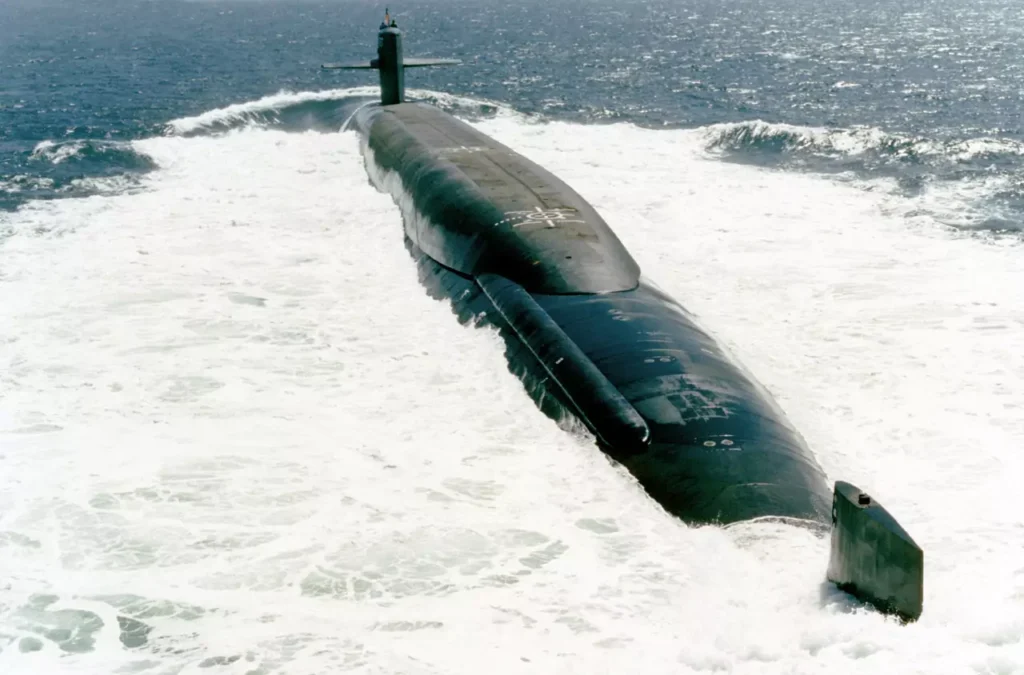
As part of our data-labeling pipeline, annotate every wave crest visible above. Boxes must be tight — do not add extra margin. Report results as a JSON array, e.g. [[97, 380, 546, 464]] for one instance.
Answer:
[[703, 120, 1024, 166], [700, 120, 1024, 235], [29, 140, 156, 171], [164, 88, 514, 137]]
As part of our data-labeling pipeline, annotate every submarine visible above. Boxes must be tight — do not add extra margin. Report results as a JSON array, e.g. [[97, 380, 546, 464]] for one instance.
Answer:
[[322, 12, 925, 622]]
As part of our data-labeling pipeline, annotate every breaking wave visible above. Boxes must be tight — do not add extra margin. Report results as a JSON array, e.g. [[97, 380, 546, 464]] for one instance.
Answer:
[[164, 87, 514, 137], [701, 120, 1024, 234], [162, 88, 377, 136], [703, 120, 1024, 168], [0, 140, 156, 211], [2, 152, 153, 212], [29, 139, 156, 171]]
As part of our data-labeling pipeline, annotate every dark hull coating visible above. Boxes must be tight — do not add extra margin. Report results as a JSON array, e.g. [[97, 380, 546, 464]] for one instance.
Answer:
[[353, 101, 831, 525], [828, 482, 923, 622], [360, 103, 640, 295], [407, 240, 830, 523]]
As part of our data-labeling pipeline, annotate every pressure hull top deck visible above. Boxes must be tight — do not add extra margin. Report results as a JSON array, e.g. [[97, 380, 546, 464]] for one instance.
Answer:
[[355, 102, 641, 295], [353, 100, 833, 525]]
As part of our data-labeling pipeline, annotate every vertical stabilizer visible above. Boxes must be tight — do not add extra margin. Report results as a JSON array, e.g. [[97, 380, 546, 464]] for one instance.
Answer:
[[827, 481, 923, 622]]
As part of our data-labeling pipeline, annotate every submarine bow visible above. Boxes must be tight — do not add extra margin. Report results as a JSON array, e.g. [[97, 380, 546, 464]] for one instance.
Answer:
[[321, 13, 925, 623]]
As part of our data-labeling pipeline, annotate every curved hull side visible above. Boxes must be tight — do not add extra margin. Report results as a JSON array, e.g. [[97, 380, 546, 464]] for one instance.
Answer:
[[406, 238, 831, 525]]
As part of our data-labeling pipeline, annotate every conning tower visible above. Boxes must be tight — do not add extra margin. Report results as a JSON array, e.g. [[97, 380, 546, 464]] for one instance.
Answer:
[[322, 9, 459, 105]]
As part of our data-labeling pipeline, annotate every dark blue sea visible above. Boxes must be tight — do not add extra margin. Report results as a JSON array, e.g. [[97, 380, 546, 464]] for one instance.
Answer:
[[2, 0, 1023, 234]]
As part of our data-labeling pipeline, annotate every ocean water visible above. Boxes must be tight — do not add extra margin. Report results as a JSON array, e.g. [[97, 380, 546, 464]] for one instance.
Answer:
[[1, 0, 1023, 673], [4, 0, 1024, 232]]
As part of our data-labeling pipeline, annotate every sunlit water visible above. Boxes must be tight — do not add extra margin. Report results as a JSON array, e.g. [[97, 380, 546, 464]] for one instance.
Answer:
[[1, 93, 1022, 674]]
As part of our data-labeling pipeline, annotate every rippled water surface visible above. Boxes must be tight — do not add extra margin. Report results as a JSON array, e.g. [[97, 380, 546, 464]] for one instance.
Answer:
[[3, 0, 1024, 231]]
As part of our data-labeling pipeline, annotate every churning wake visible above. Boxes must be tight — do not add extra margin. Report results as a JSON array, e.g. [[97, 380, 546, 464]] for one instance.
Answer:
[[0, 90, 1022, 675]]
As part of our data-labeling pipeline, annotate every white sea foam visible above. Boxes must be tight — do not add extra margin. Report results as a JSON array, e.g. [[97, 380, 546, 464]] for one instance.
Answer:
[[0, 101, 1022, 674], [0, 175, 55, 195]]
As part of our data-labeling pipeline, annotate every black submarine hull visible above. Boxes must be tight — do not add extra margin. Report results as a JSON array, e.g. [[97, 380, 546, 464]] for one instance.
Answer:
[[323, 17, 923, 622], [341, 97, 923, 620], [410, 243, 834, 524], [351, 101, 831, 525]]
